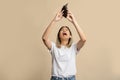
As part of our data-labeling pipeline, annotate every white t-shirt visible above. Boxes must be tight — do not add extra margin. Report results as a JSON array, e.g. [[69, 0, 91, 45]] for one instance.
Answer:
[[50, 42, 80, 77]]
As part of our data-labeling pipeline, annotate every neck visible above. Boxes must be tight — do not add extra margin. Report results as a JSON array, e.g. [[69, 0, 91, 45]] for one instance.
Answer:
[[61, 40, 68, 46]]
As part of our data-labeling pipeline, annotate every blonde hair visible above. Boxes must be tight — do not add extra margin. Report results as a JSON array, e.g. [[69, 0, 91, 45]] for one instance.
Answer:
[[56, 26, 73, 48]]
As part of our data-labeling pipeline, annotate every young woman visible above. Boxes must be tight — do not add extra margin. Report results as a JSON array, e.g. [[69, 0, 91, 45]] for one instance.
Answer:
[[42, 10, 86, 80]]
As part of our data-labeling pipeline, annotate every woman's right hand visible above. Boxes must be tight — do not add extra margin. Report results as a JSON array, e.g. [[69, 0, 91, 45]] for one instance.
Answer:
[[67, 11, 76, 23], [53, 10, 63, 22]]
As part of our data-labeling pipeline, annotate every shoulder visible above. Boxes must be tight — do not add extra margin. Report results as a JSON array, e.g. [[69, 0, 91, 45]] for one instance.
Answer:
[[51, 42, 56, 46], [71, 42, 77, 48], [71, 42, 80, 54], [50, 42, 58, 51]]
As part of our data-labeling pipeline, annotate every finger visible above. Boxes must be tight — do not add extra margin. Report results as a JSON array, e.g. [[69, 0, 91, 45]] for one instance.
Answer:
[[68, 10, 74, 16], [59, 14, 63, 18], [67, 13, 71, 18], [58, 10, 64, 14], [61, 10, 64, 13], [56, 10, 61, 15], [68, 12, 74, 18], [56, 11, 60, 16], [68, 10, 72, 13], [67, 13, 71, 15], [58, 10, 63, 16], [59, 12, 63, 17], [67, 17, 71, 22], [59, 12, 64, 17], [67, 15, 70, 20]]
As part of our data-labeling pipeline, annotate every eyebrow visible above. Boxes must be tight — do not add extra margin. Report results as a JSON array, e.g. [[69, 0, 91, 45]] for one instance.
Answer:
[[61, 27, 68, 30]]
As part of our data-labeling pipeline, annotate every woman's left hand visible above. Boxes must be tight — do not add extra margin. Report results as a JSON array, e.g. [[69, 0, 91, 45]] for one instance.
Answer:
[[67, 11, 76, 23], [53, 10, 63, 22]]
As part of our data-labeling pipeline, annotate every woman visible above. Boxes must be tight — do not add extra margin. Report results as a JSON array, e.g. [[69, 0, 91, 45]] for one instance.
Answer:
[[42, 10, 86, 80]]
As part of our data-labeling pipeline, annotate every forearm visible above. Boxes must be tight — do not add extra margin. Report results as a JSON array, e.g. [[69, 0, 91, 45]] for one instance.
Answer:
[[72, 20, 86, 42], [42, 19, 55, 40]]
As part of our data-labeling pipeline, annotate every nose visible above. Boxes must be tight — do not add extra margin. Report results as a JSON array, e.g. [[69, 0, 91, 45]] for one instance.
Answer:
[[63, 29, 67, 32]]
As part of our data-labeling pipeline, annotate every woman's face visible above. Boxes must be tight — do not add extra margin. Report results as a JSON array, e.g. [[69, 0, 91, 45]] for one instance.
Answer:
[[59, 27, 71, 41]]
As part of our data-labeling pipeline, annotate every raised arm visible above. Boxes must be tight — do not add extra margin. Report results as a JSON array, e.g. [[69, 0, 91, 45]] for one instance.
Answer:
[[67, 11, 86, 51], [42, 11, 63, 50]]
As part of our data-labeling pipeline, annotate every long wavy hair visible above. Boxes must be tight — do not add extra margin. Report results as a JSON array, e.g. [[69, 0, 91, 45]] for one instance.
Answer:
[[56, 26, 73, 48]]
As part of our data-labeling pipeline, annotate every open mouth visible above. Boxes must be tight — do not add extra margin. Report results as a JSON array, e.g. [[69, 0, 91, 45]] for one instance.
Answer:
[[63, 33, 67, 36]]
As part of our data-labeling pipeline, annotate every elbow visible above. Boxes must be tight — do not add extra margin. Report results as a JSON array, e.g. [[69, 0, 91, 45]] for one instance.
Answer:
[[83, 40, 86, 43], [42, 35, 45, 41], [82, 38, 87, 43], [42, 36, 47, 42], [42, 36, 45, 42]]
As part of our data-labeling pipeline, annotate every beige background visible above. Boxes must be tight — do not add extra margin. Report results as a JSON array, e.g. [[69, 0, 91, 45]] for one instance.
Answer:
[[0, 0, 120, 80]]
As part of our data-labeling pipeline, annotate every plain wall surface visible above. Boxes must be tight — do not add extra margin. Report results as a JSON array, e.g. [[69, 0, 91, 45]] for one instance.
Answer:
[[0, 0, 120, 80]]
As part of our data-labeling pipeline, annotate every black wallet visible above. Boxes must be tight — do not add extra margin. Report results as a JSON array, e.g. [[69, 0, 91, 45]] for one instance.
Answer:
[[61, 3, 68, 18]]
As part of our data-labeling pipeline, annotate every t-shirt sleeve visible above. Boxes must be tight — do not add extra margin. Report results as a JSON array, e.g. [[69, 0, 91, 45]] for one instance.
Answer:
[[49, 42, 55, 54], [72, 43, 80, 55]]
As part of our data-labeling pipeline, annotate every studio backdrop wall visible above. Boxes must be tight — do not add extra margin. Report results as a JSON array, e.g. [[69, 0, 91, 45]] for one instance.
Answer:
[[0, 0, 120, 80]]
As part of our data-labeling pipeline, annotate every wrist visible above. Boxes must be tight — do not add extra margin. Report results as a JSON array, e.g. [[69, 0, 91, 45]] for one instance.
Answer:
[[72, 19, 77, 24], [52, 19, 57, 23]]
